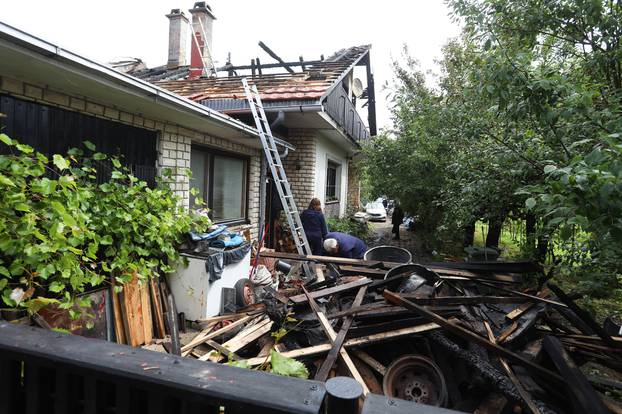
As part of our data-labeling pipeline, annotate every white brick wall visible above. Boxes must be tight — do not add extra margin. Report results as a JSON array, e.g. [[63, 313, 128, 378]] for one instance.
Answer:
[[282, 128, 317, 212]]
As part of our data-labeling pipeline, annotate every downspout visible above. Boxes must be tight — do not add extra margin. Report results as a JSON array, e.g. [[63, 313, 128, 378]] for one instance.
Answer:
[[258, 111, 287, 241]]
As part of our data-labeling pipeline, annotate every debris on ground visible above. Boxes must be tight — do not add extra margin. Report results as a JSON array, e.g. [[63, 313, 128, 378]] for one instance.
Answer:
[[177, 248, 622, 413]]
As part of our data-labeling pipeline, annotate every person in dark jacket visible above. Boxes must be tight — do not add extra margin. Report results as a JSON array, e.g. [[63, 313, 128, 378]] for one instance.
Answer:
[[300, 198, 327, 255], [323, 232, 368, 259], [392, 203, 404, 240]]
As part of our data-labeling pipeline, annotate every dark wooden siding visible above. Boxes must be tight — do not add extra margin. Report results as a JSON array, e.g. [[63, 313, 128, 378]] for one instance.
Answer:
[[0, 94, 157, 185]]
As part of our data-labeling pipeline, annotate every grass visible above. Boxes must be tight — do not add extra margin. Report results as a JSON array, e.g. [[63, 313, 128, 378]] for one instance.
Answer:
[[472, 220, 523, 260]]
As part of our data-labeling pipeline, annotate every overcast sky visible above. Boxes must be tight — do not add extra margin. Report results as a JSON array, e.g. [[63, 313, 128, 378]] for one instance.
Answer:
[[2, 1, 461, 131]]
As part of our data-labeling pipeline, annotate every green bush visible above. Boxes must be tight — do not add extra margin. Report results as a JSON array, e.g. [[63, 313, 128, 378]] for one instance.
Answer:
[[0, 134, 209, 313], [327, 215, 373, 243]]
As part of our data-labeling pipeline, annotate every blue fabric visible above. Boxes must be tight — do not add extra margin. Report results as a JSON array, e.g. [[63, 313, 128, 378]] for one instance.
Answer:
[[301, 209, 328, 255], [325, 231, 368, 259], [189, 224, 228, 241], [209, 234, 245, 249]]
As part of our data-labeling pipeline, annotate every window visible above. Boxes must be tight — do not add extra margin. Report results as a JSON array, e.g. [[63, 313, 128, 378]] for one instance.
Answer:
[[325, 160, 340, 202], [190, 147, 248, 223]]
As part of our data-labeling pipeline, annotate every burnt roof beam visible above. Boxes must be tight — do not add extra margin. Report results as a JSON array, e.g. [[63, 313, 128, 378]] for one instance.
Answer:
[[216, 59, 323, 72], [258, 41, 295, 74]]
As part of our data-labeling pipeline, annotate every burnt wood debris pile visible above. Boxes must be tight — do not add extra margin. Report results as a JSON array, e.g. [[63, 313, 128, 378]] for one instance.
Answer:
[[180, 250, 622, 414]]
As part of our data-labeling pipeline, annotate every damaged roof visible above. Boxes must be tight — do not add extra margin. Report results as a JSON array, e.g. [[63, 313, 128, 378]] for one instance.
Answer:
[[131, 45, 370, 104]]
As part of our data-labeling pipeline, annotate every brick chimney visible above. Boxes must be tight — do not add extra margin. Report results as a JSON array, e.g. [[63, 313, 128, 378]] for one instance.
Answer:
[[188, 2, 216, 78], [166, 9, 189, 69]]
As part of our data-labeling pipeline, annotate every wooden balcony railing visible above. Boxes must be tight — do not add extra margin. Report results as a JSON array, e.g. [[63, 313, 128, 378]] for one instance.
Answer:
[[323, 87, 370, 144]]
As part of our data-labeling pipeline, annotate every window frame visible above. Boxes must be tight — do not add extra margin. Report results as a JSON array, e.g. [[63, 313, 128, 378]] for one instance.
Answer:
[[190, 145, 250, 225], [325, 159, 340, 203]]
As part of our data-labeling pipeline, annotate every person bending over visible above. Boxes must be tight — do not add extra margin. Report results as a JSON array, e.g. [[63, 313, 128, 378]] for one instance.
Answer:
[[300, 198, 327, 255], [323, 231, 367, 259]]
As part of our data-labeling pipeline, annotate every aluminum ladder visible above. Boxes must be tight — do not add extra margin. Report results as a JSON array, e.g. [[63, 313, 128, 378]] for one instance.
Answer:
[[242, 78, 313, 258]]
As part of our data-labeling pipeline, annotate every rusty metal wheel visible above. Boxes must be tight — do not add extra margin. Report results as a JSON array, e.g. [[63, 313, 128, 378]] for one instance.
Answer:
[[382, 355, 448, 407]]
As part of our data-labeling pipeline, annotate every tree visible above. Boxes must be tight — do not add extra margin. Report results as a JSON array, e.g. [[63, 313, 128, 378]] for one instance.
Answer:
[[362, 0, 622, 302]]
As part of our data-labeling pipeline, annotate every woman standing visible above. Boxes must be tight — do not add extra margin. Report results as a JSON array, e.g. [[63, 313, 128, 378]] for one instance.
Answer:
[[300, 198, 327, 255]]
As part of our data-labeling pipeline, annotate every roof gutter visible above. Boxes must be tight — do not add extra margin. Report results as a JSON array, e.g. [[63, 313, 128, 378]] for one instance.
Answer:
[[223, 103, 323, 115], [0, 21, 260, 139]]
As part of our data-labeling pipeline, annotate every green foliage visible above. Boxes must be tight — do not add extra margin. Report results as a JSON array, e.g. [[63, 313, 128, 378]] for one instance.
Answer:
[[0, 135, 210, 312], [269, 349, 309, 379], [327, 215, 373, 243], [361, 0, 622, 305]]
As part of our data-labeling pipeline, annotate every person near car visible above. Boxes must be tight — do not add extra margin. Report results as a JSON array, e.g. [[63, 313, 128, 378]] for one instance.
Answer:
[[323, 231, 368, 259], [392, 203, 404, 240], [300, 198, 327, 255]]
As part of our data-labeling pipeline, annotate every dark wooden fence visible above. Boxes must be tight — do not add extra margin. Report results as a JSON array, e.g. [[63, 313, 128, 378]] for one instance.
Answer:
[[0, 322, 459, 414]]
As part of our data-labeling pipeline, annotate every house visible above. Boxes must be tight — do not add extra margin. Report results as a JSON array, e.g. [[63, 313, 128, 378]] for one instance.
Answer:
[[128, 3, 377, 246]]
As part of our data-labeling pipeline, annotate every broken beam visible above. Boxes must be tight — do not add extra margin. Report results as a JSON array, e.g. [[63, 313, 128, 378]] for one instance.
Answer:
[[483, 321, 542, 414], [258, 41, 295, 74], [315, 287, 367, 381], [542, 335, 609, 414], [242, 322, 440, 366], [302, 286, 369, 394], [383, 290, 564, 387], [289, 278, 371, 304], [548, 283, 620, 349]]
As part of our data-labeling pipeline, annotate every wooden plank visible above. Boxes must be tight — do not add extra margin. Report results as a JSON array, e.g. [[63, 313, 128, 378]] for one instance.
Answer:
[[203, 318, 274, 362], [542, 335, 609, 414], [476, 281, 567, 307], [217, 318, 272, 353], [180, 315, 254, 355], [301, 286, 369, 394], [505, 289, 548, 321], [196, 310, 264, 326], [204, 339, 241, 361], [289, 278, 371, 304], [315, 287, 367, 381], [506, 302, 536, 321], [383, 290, 564, 387], [483, 321, 542, 414], [314, 264, 326, 282], [140, 279, 153, 344], [150, 278, 166, 338], [338, 265, 386, 278], [242, 322, 440, 366], [110, 281, 126, 345], [352, 350, 386, 376], [259, 250, 388, 267], [400, 295, 528, 306], [497, 322, 518, 344], [121, 274, 145, 347], [548, 283, 620, 348]]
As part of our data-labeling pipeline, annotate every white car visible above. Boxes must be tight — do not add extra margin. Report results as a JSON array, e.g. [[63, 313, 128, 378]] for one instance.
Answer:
[[353, 211, 369, 223], [365, 202, 387, 222]]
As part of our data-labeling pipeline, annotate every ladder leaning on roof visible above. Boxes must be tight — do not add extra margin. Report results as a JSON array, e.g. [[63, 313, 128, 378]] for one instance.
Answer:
[[241, 78, 313, 258]]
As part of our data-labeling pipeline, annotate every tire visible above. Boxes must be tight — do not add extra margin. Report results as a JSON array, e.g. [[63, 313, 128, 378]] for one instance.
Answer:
[[234, 278, 256, 307]]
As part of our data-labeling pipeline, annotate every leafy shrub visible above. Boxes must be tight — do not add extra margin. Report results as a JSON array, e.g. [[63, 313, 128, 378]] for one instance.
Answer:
[[0, 134, 209, 313], [327, 215, 373, 243]]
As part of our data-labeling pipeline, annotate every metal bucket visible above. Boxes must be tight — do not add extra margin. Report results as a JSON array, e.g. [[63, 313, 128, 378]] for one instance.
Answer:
[[364, 245, 412, 264]]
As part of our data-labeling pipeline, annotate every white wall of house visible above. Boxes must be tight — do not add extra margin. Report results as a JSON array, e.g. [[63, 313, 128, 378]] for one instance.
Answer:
[[314, 136, 349, 218]]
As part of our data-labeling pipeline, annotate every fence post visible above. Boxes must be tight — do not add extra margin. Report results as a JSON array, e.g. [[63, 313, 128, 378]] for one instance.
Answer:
[[325, 376, 363, 414]]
